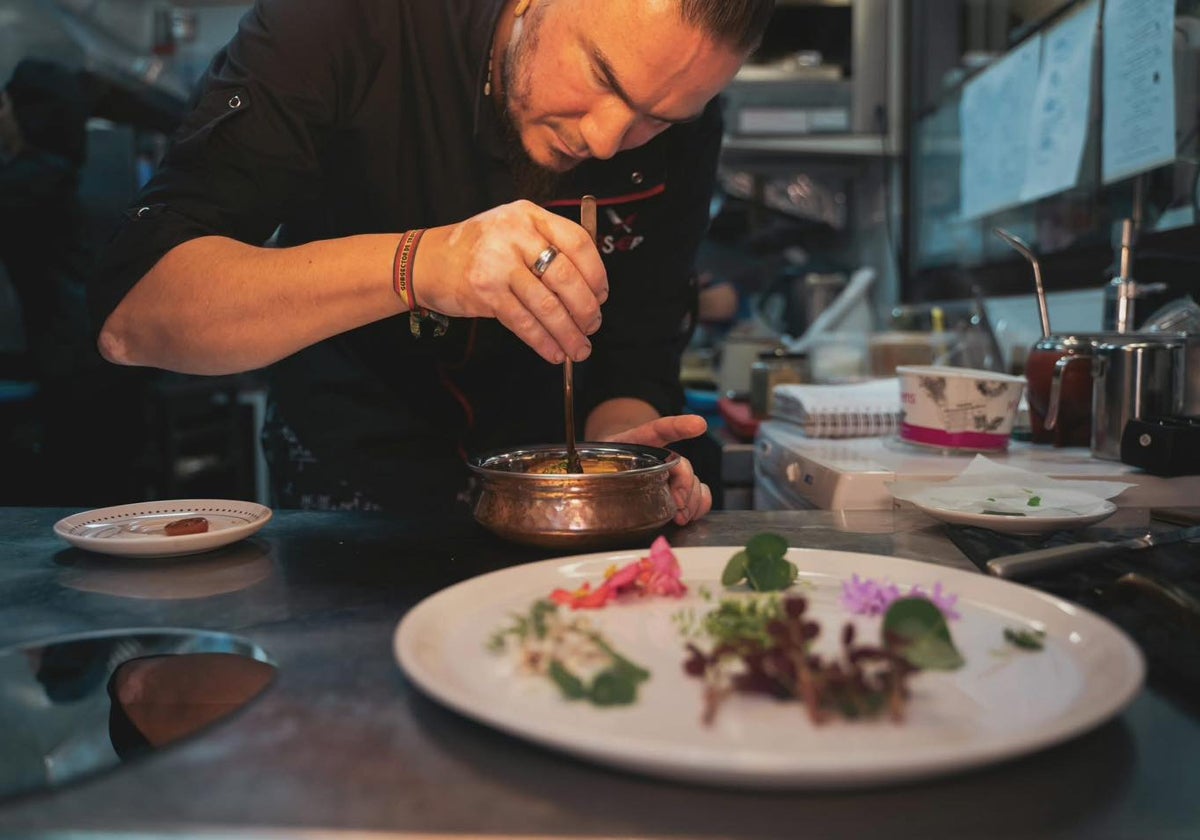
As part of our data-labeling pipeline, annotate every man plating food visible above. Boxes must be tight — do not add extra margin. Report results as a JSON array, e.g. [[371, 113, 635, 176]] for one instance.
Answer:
[[93, 0, 774, 520]]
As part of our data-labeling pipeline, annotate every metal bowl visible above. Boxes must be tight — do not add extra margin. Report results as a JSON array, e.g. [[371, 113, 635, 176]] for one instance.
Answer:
[[467, 443, 679, 551]]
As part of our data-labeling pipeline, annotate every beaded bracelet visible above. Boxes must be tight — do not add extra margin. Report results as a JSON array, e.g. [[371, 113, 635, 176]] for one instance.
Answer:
[[392, 228, 449, 338]]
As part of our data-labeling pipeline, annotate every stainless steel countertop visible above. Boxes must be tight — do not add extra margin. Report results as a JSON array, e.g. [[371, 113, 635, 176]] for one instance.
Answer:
[[0, 506, 1196, 839]]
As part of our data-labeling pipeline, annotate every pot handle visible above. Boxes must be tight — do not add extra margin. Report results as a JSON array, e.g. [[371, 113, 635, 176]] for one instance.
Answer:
[[1045, 355, 1086, 431]]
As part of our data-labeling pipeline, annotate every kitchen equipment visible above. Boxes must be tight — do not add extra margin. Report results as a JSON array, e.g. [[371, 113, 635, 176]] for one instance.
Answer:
[[986, 524, 1200, 580], [1025, 332, 1184, 447], [1120, 415, 1200, 476], [868, 331, 954, 376], [1026, 334, 1102, 446], [992, 228, 1051, 339], [896, 365, 1025, 452], [751, 420, 1200, 512], [750, 349, 810, 418], [1091, 338, 1187, 460], [1142, 296, 1200, 333], [783, 267, 876, 355], [802, 272, 848, 329], [468, 443, 679, 550], [1101, 219, 1166, 333], [717, 335, 783, 398]]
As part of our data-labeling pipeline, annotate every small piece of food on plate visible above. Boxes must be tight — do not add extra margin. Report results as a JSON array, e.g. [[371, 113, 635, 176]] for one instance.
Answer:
[[164, 516, 209, 536]]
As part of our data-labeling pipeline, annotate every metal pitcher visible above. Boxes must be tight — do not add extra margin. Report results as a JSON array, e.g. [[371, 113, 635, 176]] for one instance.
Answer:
[[1091, 338, 1188, 460]]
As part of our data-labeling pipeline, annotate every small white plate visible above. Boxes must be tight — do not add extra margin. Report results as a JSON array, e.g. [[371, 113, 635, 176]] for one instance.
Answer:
[[54, 499, 273, 558], [905, 484, 1118, 535]]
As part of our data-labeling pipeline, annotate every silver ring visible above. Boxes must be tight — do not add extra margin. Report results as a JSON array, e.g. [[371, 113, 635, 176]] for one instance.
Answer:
[[531, 245, 559, 278]]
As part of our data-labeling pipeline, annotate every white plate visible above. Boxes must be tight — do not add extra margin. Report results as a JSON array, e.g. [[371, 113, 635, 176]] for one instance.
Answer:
[[53, 499, 273, 558], [904, 484, 1118, 535], [394, 546, 1144, 789]]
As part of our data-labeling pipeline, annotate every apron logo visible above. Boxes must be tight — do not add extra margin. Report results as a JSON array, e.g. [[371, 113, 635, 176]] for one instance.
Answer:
[[601, 209, 644, 254]]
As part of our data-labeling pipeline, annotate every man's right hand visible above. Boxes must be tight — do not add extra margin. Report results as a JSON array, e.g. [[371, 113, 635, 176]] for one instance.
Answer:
[[415, 200, 608, 364]]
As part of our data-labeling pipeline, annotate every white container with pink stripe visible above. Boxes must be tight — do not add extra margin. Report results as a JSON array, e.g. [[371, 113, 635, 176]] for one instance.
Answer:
[[897, 365, 1026, 452]]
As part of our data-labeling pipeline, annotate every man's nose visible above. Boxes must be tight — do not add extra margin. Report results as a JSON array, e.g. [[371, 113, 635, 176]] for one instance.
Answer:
[[580, 98, 637, 160]]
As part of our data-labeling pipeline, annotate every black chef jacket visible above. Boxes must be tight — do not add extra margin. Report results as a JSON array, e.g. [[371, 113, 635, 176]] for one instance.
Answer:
[[92, 0, 721, 513]]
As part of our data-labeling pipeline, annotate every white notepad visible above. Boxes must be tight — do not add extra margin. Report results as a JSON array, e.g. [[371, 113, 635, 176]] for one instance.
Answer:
[[771, 378, 901, 438]]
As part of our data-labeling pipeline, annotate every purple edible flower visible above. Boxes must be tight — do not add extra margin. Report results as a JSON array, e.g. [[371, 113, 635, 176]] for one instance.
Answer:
[[909, 581, 961, 621], [840, 575, 960, 621]]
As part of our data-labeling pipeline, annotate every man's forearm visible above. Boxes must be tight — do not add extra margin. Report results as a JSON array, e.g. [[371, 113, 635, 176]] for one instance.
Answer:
[[98, 233, 405, 375]]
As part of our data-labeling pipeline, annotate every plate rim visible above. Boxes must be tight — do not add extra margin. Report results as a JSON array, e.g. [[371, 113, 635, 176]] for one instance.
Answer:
[[394, 545, 1145, 789], [52, 498, 273, 558]]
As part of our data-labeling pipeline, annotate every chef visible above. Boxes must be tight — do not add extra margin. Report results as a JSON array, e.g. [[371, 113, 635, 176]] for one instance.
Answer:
[[91, 0, 774, 520]]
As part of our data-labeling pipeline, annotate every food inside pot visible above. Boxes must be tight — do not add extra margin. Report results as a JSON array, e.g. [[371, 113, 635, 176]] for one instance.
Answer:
[[526, 456, 632, 475]]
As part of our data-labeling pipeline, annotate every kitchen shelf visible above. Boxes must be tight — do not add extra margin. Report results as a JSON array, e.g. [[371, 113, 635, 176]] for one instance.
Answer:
[[721, 132, 900, 160]]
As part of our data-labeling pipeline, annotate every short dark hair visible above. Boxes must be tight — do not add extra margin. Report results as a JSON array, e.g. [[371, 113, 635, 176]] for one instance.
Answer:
[[680, 0, 775, 54]]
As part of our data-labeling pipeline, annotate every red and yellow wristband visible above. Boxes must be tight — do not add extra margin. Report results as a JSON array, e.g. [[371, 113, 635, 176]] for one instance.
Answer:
[[392, 228, 448, 337]]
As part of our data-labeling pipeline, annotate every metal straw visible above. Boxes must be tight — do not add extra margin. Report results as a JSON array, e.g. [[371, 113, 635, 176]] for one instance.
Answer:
[[992, 227, 1051, 338]]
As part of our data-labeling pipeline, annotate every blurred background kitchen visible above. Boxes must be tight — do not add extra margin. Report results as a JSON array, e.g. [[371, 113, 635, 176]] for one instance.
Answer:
[[3, 0, 1199, 512]]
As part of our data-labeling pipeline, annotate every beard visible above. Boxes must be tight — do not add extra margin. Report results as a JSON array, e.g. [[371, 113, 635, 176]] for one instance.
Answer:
[[493, 1, 567, 204], [495, 100, 563, 205]]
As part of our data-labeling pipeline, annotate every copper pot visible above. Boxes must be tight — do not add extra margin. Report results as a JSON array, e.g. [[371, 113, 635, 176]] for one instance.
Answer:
[[468, 443, 679, 550]]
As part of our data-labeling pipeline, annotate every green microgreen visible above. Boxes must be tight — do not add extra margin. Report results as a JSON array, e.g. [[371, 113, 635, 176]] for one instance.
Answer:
[[701, 595, 783, 647], [1003, 627, 1046, 651], [882, 597, 966, 671]]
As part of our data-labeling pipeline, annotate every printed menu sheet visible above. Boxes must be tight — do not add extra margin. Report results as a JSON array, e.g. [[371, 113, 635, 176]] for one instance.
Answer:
[[1102, 0, 1177, 184], [960, 35, 1042, 219], [1021, 0, 1100, 202]]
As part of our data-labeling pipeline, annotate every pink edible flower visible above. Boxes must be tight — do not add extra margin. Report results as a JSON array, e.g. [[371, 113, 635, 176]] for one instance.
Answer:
[[840, 574, 960, 621], [549, 536, 688, 609], [638, 535, 689, 597]]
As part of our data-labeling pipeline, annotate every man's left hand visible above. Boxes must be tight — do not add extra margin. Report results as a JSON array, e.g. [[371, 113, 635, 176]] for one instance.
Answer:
[[603, 414, 713, 525]]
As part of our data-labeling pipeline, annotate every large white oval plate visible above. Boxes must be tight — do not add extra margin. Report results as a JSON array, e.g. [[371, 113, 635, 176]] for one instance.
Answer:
[[394, 546, 1144, 789], [54, 499, 272, 558]]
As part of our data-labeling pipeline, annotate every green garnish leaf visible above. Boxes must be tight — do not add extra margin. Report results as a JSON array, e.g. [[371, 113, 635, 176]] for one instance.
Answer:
[[746, 551, 796, 591], [1027, 495, 1042, 507], [883, 597, 965, 671], [1004, 627, 1046, 651], [746, 532, 789, 560], [548, 659, 587, 699], [724, 533, 796, 591], [721, 550, 749, 586], [589, 656, 650, 706]]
